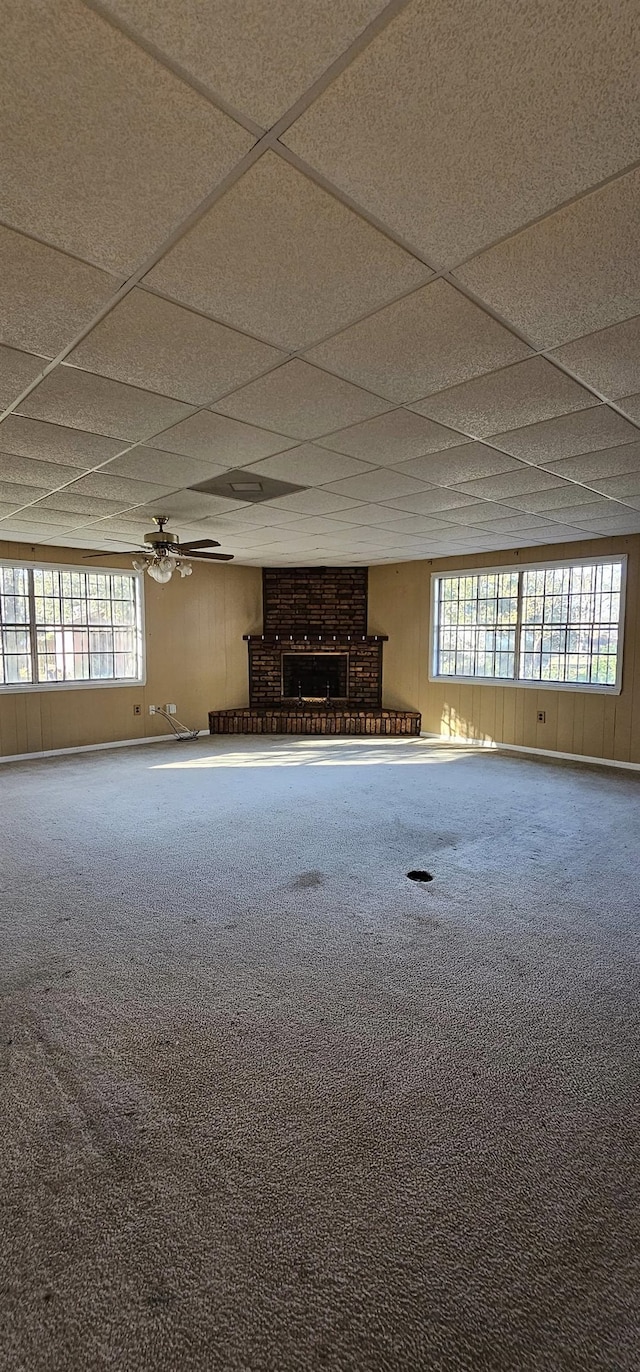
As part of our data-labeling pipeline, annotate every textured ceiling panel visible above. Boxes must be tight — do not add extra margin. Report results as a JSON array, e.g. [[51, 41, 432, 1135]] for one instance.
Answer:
[[541, 442, 640, 482], [64, 472, 174, 503], [261, 489, 366, 517], [549, 315, 640, 400], [306, 280, 530, 402], [0, 481, 50, 509], [0, 345, 48, 409], [244, 445, 374, 487], [98, 0, 388, 126], [0, 453, 81, 490], [36, 492, 131, 516], [0, 418, 124, 469], [457, 170, 640, 348], [617, 394, 640, 425], [152, 410, 297, 466], [317, 408, 464, 463], [322, 469, 432, 501], [451, 468, 566, 500], [0, 0, 252, 273], [67, 289, 284, 404], [410, 357, 597, 438], [0, 226, 117, 360], [146, 153, 430, 350], [284, 0, 640, 266], [492, 407, 638, 464], [17, 369, 192, 440], [390, 444, 524, 487], [212, 359, 390, 439], [103, 447, 229, 488]]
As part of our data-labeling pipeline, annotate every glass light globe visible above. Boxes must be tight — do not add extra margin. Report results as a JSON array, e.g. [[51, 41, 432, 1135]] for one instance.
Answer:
[[178, 561, 193, 577], [147, 558, 173, 583], [131, 557, 147, 572]]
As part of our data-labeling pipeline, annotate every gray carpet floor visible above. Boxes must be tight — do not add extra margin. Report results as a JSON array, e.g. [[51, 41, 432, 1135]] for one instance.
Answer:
[[1, 735, 639, 1372]]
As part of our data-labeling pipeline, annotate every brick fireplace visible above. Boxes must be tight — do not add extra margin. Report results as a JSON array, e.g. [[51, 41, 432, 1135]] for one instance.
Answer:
[[209, 567, 420, 736]]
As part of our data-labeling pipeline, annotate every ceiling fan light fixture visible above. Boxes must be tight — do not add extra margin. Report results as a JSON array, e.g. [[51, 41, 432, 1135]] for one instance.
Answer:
[[177, 561, 193, 578], [131, 557, 149, 572]]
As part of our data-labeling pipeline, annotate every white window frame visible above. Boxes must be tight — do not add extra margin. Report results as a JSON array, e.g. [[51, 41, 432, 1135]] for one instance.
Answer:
[[429, 554, 627, 695], [0, 558, 146, 693]]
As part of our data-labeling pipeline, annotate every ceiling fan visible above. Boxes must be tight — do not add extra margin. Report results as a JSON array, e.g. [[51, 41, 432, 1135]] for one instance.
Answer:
[[83, 515, 234, 583]]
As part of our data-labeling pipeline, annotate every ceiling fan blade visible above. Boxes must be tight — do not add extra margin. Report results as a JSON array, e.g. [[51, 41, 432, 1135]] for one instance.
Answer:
[[190, 551, 234, 561], [82, 549, 141, 559], [179, 537, 221, 551]]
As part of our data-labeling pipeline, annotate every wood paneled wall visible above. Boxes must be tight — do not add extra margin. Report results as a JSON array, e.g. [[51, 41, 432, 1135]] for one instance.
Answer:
[[368, 534, 640, 765], [0, 540, 262, 758]]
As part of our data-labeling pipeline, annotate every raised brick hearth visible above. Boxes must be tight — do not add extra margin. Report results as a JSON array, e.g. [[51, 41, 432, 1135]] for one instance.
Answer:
[[209, 707, 421, 736], [208, 566, 421, 737]]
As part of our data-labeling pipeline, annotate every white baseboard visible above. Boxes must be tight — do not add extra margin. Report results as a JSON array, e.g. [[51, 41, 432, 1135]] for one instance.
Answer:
[[420, 731, 640, 773], [0, 730, 207, 765]]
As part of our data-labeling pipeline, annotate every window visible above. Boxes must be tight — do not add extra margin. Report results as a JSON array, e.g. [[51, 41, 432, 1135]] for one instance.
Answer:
[[0, 562, 144, 691], [431, 557, 625, 693]]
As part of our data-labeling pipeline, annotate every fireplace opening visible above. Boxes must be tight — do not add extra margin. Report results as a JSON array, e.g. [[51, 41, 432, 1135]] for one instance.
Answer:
[[282, 653, 348, 701]]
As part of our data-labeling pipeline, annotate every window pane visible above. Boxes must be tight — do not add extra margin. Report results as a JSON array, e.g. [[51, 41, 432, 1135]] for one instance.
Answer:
[[519, 561, 622, 687], [1, 560, 141, 688], [434, 559, 623, 691], [434, 571, 518, 680]]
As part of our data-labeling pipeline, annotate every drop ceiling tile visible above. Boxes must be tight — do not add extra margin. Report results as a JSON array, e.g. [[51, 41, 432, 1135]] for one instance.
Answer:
[[212, 359, 390, 439], [328, 501, 434, 525], [549, 315, 640, 400], [457, 169, 640, 349], [0, 453, 81, 491], [433, 502, 524, 525], [282, 516, 371, 537], [451, 468, 566, 500], [284, 0, 640, 267], [587, 473, 640, 499], [146, 153, 430, 350], [0, 501, 36, 520], [65, 473, 174, 503], [18, 369, 192, 441], [573, 512, 640, 533], [67, 289, 283, 406], [372, 514, 467, 535], [543, 442, 640, 483], [317, 408, 465, 465], [152, 410, 297, 466], [503, 484, 603, 512], [492, 407, 637, 464], [35, 492, 129, 517], [617, 394, 640, 425], [409, 356, 598, 440], [322, 469, 432, 501], [0, 501, 88, 526], [0, 345, 49, 410], [0, 417, 124, 469], [244, 445, 374, 487], [100, 0, 388, 126], [103, 447, 228, 487], [0, 226, 118, 359], [262, 489, 365, 517], [306, 280, 529, 403], [0, 481, 51, 508], [213, 503, 303, 526], [544, 501, 616, 524], [130, 495, 243, 525], [1, 0, 252, 274], [391, 443, 524, 486], [478, 513, 566, 534], [0, 519, 77, 536]]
